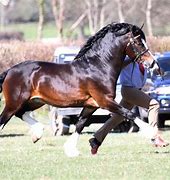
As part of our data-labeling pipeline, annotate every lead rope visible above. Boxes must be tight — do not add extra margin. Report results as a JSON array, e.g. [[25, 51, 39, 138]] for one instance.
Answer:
[[130, 61, 136, 86]]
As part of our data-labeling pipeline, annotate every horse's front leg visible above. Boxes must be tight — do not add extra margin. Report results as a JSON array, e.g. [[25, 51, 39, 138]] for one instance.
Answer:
[[64, 106, 97, 157]]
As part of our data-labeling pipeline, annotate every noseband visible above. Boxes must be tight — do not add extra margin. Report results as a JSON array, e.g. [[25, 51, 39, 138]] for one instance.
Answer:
[[126, 36, 149, 63]]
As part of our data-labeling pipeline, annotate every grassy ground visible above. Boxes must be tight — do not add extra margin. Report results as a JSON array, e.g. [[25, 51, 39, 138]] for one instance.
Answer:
[[0, 111, 170, 180], [1, 22, 79, 40], [2, 22, 58, 40]]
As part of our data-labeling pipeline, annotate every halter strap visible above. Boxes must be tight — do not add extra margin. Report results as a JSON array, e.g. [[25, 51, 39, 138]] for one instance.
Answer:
[[125, 35, 149, 63], [133, 48, 149, 62]]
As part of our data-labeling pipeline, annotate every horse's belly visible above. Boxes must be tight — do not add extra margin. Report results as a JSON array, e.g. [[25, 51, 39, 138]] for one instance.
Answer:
[[45, 96, 88, 107], [32, 74, 89, 107], [33, 90, 89, 107]]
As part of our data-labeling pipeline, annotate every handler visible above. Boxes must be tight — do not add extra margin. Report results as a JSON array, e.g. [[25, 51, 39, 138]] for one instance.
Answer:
[[89, 56, 169, 155]]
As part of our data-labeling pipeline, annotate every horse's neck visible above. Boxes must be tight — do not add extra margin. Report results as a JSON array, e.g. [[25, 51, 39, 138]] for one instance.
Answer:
[[73, 32, 126, 73]]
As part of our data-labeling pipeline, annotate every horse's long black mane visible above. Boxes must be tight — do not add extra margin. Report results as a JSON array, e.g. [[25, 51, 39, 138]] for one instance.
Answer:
[[75, 22, 145, 59]]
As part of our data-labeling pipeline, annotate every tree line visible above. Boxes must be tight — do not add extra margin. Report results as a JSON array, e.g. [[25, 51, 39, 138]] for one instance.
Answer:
[[0, 0, 170, 40]]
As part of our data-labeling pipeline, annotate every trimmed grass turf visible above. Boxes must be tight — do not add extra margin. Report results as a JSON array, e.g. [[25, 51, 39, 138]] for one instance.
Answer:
[[0, 115, 170, 180]]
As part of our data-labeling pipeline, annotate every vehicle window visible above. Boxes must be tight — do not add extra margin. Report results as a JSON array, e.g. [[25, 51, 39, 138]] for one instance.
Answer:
[[158, 57, 170, 72], [58, 54, 77, 64]]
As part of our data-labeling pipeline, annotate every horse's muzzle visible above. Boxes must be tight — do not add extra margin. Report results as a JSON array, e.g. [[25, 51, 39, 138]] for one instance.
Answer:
[[150, 60, 163, 77]]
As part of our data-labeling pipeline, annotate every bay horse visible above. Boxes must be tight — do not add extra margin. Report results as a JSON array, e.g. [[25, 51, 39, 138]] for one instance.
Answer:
[[0, 22, 160, 157]]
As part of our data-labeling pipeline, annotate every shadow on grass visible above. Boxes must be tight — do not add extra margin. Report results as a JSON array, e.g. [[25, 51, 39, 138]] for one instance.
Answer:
[[137, 150, 170, 155], [160, 125, 170, 131], [62, 130, 126, 136], [154, 151, 170, 154], [0, 133, 25, 138]]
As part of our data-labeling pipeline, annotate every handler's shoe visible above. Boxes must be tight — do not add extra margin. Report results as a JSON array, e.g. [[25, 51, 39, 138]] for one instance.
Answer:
[[151, 136, 169, 147], [89, 138, 101, 155]]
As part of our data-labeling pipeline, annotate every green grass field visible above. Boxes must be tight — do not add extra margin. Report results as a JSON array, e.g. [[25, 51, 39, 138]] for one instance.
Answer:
[[1, 22, 78, 40], [1, 22, 59, 40], [0, 110, 170, 180]]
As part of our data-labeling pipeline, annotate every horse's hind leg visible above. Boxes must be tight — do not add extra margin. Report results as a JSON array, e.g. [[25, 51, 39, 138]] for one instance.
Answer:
[[64, 106, 97, 157], [22, 111, 44, 143], [15, 100, 45, 143], [0, 106, 16, 130]]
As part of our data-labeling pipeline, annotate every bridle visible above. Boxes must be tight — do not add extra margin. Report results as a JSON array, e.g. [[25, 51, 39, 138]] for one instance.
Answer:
[[126, 35, 149, 63], [125, 34, 163, 78]]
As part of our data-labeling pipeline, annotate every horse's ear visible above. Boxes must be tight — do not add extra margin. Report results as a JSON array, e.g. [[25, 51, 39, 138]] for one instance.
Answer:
[[131, 25, 136, 32], [140, 23, 144, 30], [128, 26, 136, 38]]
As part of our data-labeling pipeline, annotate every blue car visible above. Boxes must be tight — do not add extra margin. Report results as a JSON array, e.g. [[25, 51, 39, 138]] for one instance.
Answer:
[[138, 52, 170, 128]]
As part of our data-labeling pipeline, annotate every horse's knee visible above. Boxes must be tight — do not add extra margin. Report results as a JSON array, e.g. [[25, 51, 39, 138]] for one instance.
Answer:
[[75, 123, 83, 134], [75, 119, 85, 134]]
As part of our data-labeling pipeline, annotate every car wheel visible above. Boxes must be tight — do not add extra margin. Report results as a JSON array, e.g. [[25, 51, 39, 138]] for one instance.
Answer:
[[113, 121, 130, 133], [113, 120, 139, 133], [50, 114, 71, 136], [56, 116, 71, 135], [158, 114, 166, 128]]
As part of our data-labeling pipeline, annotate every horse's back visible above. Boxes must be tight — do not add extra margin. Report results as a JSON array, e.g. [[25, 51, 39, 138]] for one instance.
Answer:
[[31, 61, 88, 106], [7, 60, 89, 106], [7, 60, 73, 78]]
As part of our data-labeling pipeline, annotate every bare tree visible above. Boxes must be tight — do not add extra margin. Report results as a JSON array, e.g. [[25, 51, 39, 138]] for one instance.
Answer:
[[0, 0, 11, 30], [0, 4, 5, 30], [51, 0, 65, 38], [70, 11, 87, 32], [0, 0, 10, 6], [115, 0, 125, 22], [85, 0, 95, 35], [37, 0, 45, 40], [85, 0, 107, 35], [146, 0, 153, 36], [99, 0, 106, 27]]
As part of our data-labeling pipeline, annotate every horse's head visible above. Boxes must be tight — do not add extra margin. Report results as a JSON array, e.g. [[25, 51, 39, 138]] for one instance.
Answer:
[[125, 27, 161, 75]]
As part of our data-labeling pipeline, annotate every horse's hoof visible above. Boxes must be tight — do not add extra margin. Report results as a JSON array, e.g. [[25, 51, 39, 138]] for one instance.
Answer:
[[32, 135, 41, 143], [0, 124, 4, 130], [31, 123, 44, 143], [63, 143, 80, 157]]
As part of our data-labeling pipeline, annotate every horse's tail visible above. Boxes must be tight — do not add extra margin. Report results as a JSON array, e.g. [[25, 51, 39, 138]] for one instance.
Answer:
[[0, 70, 8, 93]]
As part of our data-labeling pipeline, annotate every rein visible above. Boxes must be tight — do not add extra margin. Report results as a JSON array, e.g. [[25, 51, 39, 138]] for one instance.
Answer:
[[133, 48, 149, 62], [126, 36, 149, 63], [125, 35, 164, 81]]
